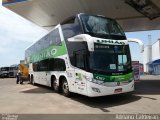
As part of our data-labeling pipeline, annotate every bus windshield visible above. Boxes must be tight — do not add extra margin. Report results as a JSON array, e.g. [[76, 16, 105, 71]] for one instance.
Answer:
[[89, 44, 132, 75], [80, 14, 126, 40]]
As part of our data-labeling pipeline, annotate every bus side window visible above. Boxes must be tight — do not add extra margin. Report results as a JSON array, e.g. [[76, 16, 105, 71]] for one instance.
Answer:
[[61, 16, 83, 40], [33, 62, 39, 72], [48, 58, 54, 71], [75, 51, 87, 70], [74, 18, 83, 35], [54, 59, 66, 71], [39, 59, 49, 71], [48, 58, 66, 71], [48, 29, 62, 46]]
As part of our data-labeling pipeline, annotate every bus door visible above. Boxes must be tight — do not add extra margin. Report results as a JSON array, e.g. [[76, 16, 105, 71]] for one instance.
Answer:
[[74, 50, 88, 95]]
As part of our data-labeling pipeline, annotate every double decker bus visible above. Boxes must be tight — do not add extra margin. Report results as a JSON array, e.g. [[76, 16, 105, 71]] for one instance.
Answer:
[[25, 13, 143, 97]]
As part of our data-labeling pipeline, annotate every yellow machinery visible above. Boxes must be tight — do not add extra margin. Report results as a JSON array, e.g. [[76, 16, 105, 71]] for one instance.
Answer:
[[19, 64, 29, 81]]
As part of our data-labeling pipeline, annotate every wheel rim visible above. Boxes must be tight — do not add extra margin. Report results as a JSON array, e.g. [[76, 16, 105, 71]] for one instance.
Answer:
[[63, 81, 69, 94]]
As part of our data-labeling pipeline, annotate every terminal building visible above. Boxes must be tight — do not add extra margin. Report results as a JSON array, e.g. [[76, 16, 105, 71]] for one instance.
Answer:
[[143, 39, 160, 75]]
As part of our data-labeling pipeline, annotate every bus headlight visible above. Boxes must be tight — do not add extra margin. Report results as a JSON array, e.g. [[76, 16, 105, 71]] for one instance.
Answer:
[[91, 87, 101, 93]]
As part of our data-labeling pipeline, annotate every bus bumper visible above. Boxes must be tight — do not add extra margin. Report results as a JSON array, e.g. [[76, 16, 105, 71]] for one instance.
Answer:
[[87, 80, 134, 97]]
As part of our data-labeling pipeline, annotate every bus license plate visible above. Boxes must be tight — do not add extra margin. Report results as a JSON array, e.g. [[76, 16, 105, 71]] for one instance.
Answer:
[[114, 88, 122, 93]]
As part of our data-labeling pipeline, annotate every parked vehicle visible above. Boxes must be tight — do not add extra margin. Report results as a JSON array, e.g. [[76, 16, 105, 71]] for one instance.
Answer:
[[19, 64, 29, 81], [0, 67, 9, 78], [26, 13, 143, 97], [9, 66, 19, 78]]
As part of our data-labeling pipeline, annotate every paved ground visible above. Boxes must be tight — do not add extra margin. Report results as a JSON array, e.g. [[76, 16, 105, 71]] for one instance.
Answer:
[[0, 75, 160, 114]]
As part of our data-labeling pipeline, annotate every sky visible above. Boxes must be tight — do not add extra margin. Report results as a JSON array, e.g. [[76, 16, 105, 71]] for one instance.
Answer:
[[126, 30, 160, 63], [0, 5, 160, 67], [0, 6, 47, 67]]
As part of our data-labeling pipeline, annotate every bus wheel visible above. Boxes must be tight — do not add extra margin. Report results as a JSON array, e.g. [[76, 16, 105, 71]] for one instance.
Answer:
[[31, 76, 35, 85], [62, 79, 71, 97], [28, 76, 31, 83], [52, 79, 60, 92]]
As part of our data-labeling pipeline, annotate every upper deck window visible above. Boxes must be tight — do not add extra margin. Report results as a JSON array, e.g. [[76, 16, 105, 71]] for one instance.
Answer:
[[25, 28, 61, 58], [61, 16, 83, 40], [80, 14, 126, 40]]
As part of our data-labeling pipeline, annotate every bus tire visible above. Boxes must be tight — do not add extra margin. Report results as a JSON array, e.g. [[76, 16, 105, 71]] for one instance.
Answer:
[[28, 75, 30, 83], [31, 75, 35, 85], [62, 79, 71, 97], [30, 75, 32, 84], [52, 79, 60, 93]]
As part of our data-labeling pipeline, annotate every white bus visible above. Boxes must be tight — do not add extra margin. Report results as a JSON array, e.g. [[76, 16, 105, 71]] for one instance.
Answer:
[[26, 13, 143, 97]]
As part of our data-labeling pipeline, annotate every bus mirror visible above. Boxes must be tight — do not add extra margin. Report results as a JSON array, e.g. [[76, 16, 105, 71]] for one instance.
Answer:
[[127, 38, 144, 53]]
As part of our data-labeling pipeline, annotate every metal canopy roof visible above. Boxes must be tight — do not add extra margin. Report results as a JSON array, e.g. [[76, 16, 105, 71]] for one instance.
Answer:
[[3, 0, 160, 31]]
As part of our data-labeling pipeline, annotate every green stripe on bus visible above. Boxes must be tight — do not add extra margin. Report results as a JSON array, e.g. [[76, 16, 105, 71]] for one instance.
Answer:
[[93, 72, 134, 82], [29, 41, 67, 63]]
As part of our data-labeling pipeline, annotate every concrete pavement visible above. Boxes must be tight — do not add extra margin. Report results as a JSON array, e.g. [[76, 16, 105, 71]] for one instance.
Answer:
[[0, 76, 159, 114]]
